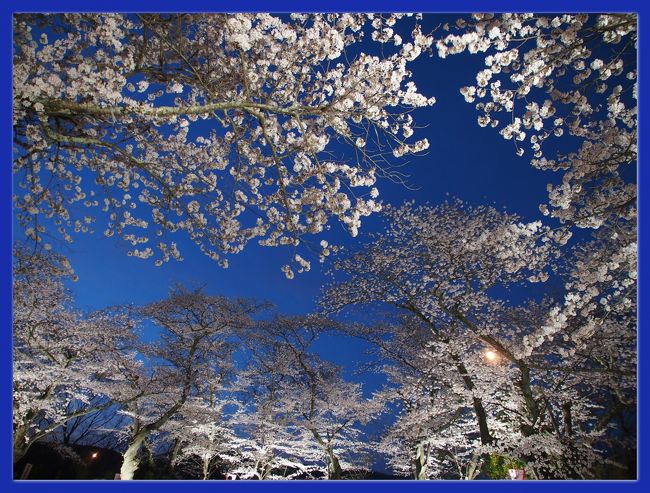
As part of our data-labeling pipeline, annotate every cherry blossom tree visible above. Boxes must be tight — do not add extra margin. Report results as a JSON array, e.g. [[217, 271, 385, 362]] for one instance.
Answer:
[[117, 286, 258, 480], [12, 244, 142, 464], [13, 13, 435, 275], [236, 316, 381, 479], [434, 14, 637, 477], [321, 200, 563, 446], [349, 308, 619, 479], [228, 342, 319, 480], [515, 224, 637, 478], [351, 317, 484, 480], [437, 14, 637, 472], [323, 200, 634, 478]]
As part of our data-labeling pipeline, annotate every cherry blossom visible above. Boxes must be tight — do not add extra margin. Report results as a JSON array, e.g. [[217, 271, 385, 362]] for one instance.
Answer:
[[13, 14, 434, 275], [236, 315, 382, 479], [321, 200, 631, 478], [438, 14, 636, 229]]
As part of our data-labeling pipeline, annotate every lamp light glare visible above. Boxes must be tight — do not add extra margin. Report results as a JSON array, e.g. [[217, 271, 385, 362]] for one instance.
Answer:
[[485, 350, 498, 362]]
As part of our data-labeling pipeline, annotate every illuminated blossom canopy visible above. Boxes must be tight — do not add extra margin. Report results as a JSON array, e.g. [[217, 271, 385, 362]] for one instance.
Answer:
[[13, 13, 434, 276], [437, 13, 636, 229]]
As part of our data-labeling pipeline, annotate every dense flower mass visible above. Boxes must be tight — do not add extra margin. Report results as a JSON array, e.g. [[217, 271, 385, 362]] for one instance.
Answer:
[[438, 13, 636, 229], [13, 13, 434, 274]]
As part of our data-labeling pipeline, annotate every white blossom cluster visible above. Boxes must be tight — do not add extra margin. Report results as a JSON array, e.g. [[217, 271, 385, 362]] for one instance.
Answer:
[[229, 316, 381, 479], [323, 200, 562, 320], [438, 13, 637, 228], [13, 13, 435, 275], [522, 223, 636, 365]]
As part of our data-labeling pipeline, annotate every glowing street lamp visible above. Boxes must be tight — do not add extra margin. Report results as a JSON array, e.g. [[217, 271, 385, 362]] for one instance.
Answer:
[[484, 349, 498, 363], [90, 452, 99, 460]]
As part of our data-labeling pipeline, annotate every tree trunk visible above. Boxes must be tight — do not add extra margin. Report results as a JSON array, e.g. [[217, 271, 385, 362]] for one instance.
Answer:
[[325, 445, 342, 480], [470, 396, 492, 445], [413, 441, 428, 480], [517, 363, 540, 436], [257, 459, 273, 480], [562, 402, 573, 436], [465, 453, 481, 480], [119, 340, 196, 481], [120, 432, 147, 480], [453, 358, 492, 445], [143, 438, 157, 475], [13, 424, 32, 465], [13, 408, 40, 465], [202, 455, 210, 480], [261, 463, 273, 480], [168, 438, 181, 475], [451, 358, 492, 479]]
